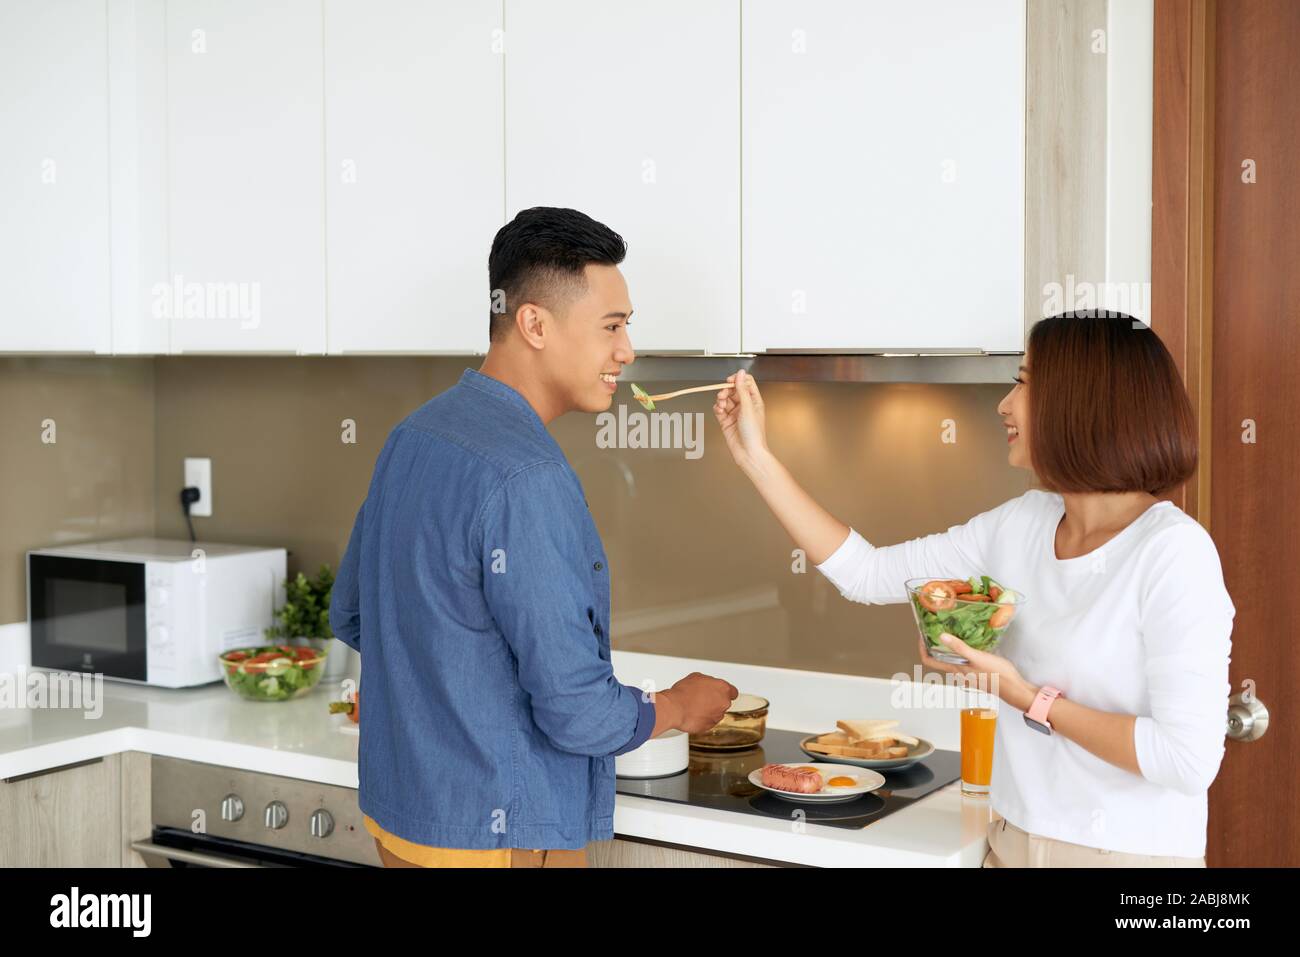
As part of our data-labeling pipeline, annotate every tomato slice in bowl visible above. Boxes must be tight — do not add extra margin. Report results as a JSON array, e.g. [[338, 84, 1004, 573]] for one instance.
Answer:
[[917, 581, 958, 613]]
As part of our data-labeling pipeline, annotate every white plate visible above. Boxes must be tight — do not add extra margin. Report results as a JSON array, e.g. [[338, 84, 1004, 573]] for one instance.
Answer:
[[747, 763, 887, 804], [799, 734, 935, 771]]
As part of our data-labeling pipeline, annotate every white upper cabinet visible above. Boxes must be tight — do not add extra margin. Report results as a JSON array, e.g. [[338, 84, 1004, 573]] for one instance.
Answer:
[[324, 0, 503, 354], [165, 0, 326, 353], [0, 0, 111, 353], [504, 0, 741, 355], [3, 0, 1080, 358], [741, 0, 1025, 353], [108, 0, 169, 355]]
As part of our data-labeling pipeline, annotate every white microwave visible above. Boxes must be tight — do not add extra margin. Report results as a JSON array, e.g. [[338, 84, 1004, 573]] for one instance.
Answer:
[[27, 538, 286, 688]]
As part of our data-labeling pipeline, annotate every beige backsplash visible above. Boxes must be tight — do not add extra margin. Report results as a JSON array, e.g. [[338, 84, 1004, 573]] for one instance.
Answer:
[[0, 357, 157, 623], [3, 356, 1033, 679]]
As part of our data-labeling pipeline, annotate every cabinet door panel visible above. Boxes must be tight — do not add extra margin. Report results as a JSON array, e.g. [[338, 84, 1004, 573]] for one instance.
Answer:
[[505, 0, 740, 354], [0, 756, 121, 867], [743, 0, 1024, 353], [166, 0, 326, 353], [325, 0, 503, 354], [0, 0, 111, 353]]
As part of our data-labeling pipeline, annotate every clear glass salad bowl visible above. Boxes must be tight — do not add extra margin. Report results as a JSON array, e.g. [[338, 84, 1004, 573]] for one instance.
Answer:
[[219, 645, 328, 702], [906, 576, 1026, 665]]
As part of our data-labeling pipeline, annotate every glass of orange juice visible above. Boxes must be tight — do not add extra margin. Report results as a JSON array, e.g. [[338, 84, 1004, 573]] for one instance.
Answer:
[[960, 706, 997, 794]]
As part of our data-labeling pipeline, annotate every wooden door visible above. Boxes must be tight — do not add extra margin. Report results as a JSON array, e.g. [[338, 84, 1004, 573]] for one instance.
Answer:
[[1153, 0, 1299, 866]]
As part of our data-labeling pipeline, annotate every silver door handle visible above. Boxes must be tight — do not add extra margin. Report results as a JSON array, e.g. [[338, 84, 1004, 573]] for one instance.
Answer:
[[1226, 692, 1269, 742]]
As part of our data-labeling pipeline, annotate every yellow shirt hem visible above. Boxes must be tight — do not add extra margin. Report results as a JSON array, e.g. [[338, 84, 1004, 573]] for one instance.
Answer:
[[363, 814, 512, 868]]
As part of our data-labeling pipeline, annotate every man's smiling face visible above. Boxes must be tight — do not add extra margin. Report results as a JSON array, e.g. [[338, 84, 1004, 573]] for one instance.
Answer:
[[544, 263, 636, 414]]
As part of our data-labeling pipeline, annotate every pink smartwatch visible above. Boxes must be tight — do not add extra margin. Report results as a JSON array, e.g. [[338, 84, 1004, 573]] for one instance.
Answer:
[[1023, 686, 1064, 735]]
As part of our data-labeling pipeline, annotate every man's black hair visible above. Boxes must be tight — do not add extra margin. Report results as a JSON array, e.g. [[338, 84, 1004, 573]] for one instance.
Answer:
[[487, 207, 627, 342]]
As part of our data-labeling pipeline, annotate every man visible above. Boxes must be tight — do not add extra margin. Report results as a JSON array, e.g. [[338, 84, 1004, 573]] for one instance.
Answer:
[[330, 206, 737, 868]]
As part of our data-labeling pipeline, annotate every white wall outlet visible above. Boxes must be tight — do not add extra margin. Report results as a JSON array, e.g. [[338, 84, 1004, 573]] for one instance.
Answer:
[[184, 457, 212, 517]]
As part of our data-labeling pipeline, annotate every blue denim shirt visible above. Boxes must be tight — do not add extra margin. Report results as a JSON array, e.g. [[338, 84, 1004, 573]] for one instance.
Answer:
[[329, 369, 656, 850]]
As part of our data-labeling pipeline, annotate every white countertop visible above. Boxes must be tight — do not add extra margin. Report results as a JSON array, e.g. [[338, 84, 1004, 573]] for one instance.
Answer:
[[0, 639, 997, 867]]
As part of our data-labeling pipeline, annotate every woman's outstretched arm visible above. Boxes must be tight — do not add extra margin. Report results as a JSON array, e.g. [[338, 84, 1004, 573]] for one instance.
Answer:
[[714, 370, 999, 599]]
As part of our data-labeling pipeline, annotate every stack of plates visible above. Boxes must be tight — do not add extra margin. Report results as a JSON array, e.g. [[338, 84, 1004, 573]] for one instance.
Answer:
[[615, 729, 689, 779]]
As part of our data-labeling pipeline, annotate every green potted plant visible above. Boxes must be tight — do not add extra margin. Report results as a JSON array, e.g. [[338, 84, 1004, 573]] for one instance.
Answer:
[[265, 564, 347, 683]]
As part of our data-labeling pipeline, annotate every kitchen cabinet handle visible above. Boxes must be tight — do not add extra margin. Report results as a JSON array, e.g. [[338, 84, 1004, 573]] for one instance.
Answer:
[[1, 756, 104, 784]]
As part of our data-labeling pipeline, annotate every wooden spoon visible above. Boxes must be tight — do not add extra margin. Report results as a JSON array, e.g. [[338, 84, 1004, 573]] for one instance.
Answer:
[[630, 382, 732, 411]]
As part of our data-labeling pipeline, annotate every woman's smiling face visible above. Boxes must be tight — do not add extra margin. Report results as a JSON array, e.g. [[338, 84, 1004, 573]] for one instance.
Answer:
[[997, 359, 1031, 469]]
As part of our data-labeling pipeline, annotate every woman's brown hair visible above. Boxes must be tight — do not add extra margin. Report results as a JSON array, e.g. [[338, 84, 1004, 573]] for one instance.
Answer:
[[1026, 312, 1197, 496]]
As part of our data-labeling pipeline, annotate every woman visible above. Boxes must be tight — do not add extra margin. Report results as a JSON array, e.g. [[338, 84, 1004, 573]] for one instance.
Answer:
[[713, 312, 1234, 867]]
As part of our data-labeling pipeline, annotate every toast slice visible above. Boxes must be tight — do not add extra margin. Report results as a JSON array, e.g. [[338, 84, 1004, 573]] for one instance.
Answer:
[[859, 730, 920, 747], [805, 739, 910, 760], [837, 719, 898, 740]]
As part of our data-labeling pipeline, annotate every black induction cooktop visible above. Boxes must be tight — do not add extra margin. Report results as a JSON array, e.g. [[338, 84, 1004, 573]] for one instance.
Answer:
[[615, 728, 962, 830]]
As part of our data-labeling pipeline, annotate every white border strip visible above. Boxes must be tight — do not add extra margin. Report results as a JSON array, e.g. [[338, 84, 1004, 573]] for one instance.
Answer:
[[1104, 0, 1155, 324]]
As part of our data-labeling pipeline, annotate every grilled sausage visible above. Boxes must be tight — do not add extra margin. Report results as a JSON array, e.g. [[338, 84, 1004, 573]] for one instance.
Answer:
[[760, 764, 822, 794]]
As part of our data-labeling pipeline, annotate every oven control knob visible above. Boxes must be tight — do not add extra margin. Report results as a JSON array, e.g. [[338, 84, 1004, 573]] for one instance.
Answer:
[[309, 809, 335, 839], [264, 801, 288, 830], [220, 794, 244, 822]]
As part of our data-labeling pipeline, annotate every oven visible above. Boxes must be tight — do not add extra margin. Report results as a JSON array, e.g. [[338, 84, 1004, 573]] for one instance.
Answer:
[[130, 756, 381, 868]]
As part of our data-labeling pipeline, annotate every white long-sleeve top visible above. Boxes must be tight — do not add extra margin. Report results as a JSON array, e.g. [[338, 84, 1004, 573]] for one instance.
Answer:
[[815, 489, 1234, 857]]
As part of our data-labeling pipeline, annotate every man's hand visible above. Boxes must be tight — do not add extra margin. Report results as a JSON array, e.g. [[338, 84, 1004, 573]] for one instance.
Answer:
[[653, 672, 738, 736]]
